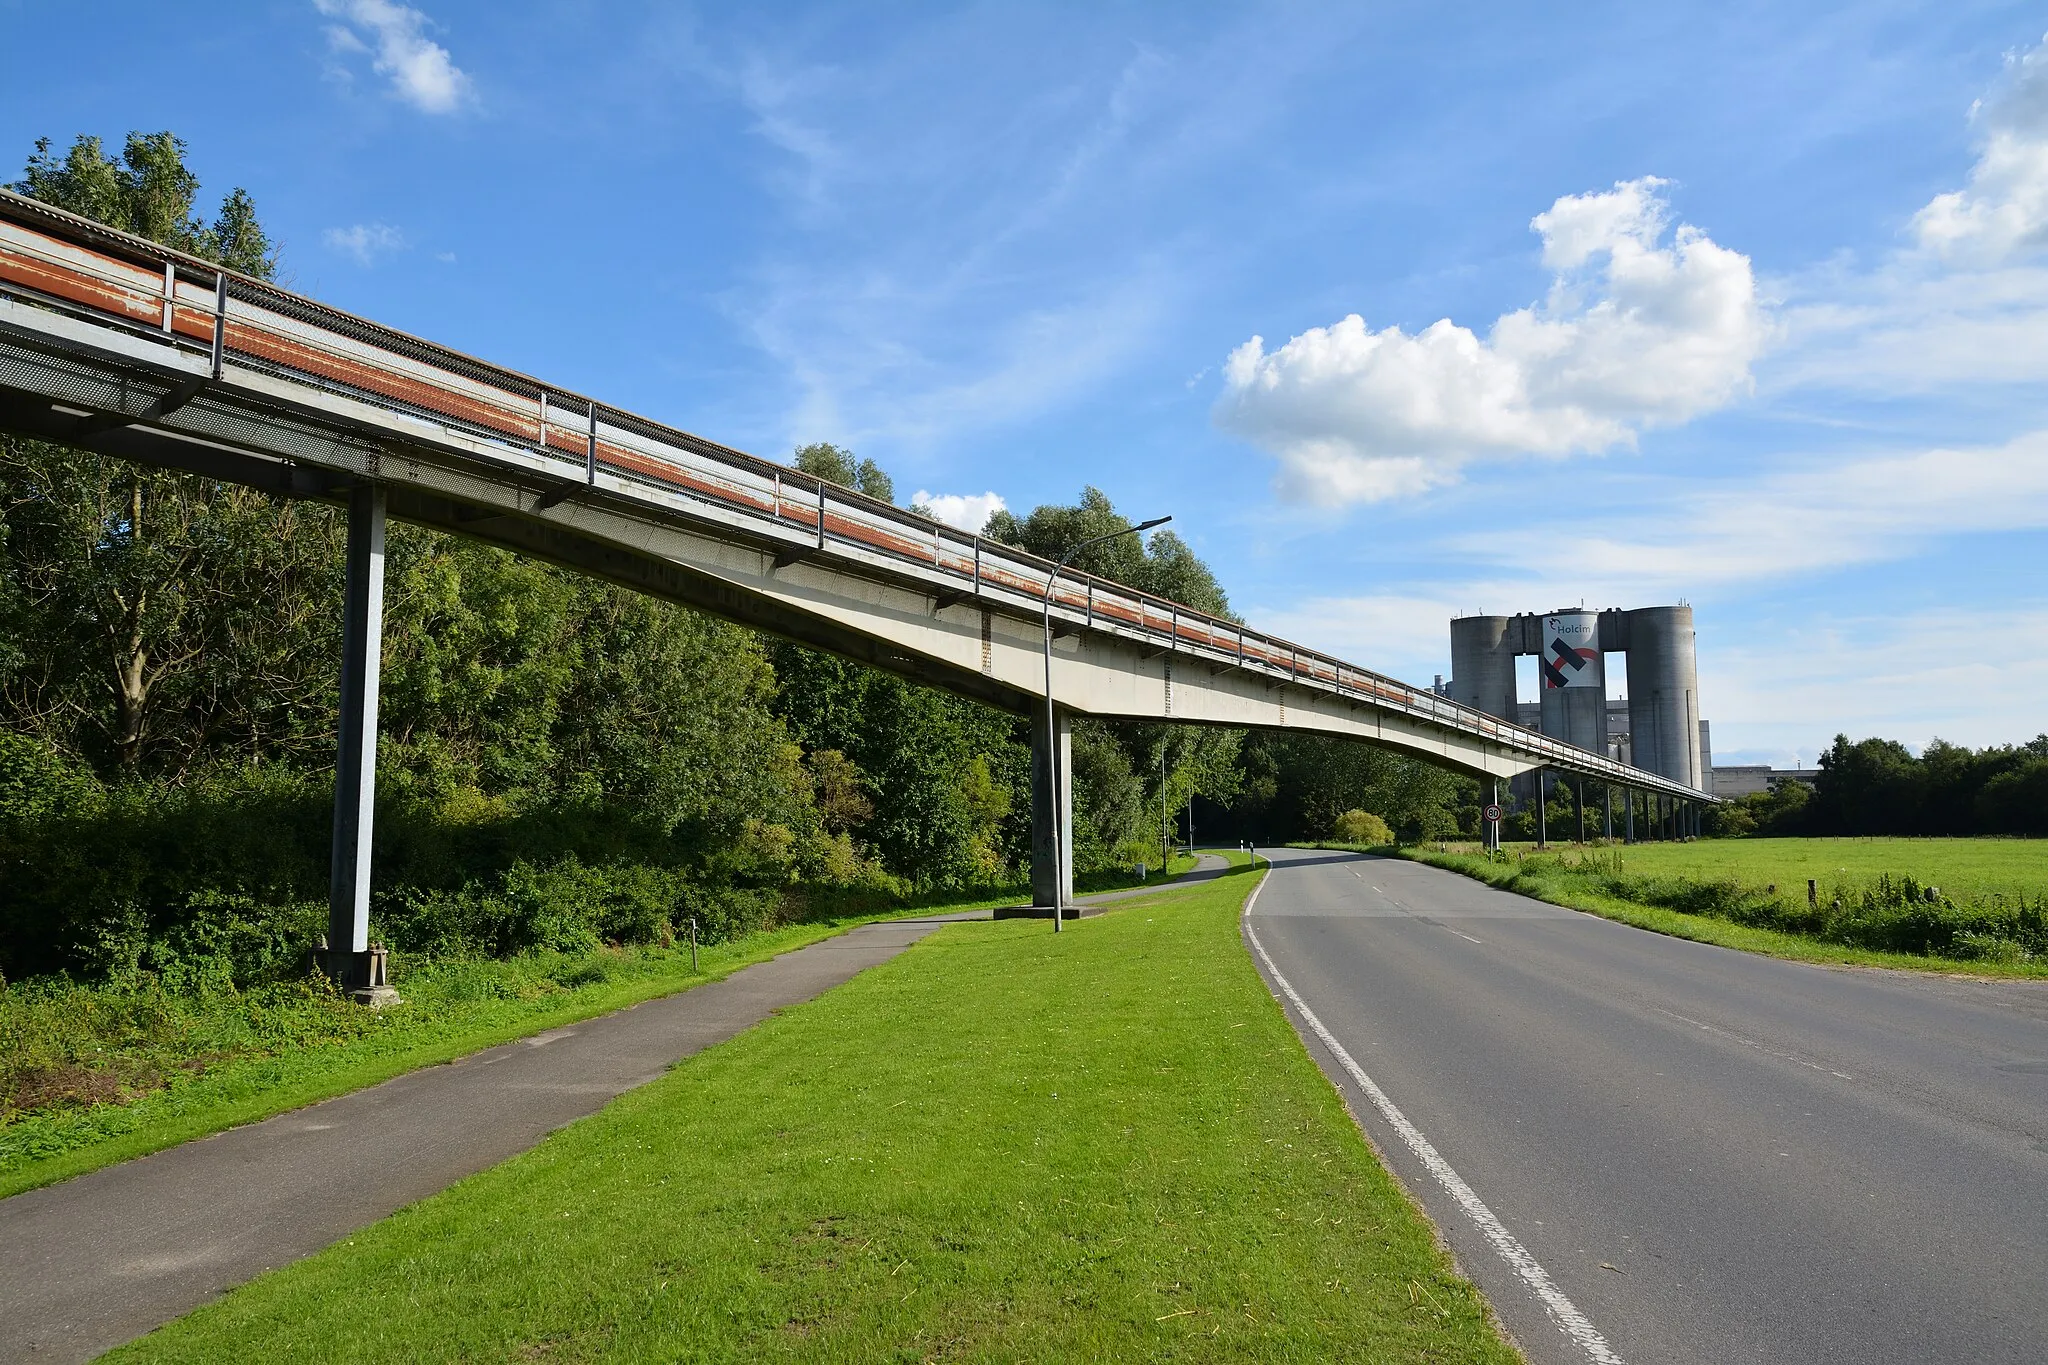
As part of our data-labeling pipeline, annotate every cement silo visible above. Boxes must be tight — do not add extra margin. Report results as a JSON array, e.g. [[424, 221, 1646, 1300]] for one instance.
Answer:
[[1449, 615, 1518, 720], [1537, 610, 1606, 753], [1622, 605, 1702, 789], [1445, 602, 1709, 795]]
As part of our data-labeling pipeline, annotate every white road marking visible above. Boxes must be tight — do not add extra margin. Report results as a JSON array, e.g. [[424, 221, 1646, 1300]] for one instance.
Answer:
[[1243, 856, 1625, 1365], [1449, 929, 1485, 944], [1652, 1008, 1855, 1081]]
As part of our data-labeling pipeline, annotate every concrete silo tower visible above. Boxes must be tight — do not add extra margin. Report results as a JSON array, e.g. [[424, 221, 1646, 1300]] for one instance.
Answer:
[[1537, 610, 1607, 753], [1622, 605, 1703, 789], [1448, 615, 1518, 720]]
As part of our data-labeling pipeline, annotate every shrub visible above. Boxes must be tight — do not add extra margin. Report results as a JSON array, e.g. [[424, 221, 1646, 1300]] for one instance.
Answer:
[[1332, 809, 1394, 845]]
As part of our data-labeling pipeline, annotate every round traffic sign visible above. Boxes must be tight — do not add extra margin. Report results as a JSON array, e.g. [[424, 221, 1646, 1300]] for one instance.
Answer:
[[1483, 803, 1503, 823]]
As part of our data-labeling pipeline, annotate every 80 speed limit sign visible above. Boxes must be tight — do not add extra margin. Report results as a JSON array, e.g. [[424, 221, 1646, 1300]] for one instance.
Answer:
[[1483, 803, 1503, 823]]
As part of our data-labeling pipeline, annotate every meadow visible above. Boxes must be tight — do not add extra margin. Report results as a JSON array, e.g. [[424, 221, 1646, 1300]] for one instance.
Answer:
[[1375, 836, 2048, 976], [1547, 836, 2048, 902]]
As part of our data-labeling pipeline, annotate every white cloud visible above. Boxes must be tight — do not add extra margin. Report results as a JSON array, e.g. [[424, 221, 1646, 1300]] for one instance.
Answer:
[[316, 0, 473, 114], [1216, 177, 1764, 505], [911, 489, 1006, 533], [1551, 429, 2048, 588], [1247, 427, 2048, 703], [1775, 34, 2048, 395], [1912, 33, 2048, 263], [323, 222, 407, 265]]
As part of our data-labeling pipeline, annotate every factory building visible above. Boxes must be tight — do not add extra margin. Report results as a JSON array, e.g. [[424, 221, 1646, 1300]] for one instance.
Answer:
[[1447, 606, 1709, 793]]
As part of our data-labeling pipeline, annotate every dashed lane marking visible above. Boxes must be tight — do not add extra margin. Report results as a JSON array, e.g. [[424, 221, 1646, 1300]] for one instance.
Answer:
[[1652, 1007, 1855, 1081]]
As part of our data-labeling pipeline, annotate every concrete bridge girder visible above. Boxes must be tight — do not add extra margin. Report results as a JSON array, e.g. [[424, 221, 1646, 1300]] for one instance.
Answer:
[[0, 312, 1544, 786]]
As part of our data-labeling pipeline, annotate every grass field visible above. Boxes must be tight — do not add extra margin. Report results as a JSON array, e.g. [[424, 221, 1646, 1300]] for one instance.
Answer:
[[112, 857, 1518, 1364], [0, 857, 1201, 1202], [1353, 837, 2048, 979], [1539, 836, 2048, 902]]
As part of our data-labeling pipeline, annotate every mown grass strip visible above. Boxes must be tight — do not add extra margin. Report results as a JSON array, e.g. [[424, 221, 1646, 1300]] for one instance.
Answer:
[[112, 857, 1517, 1364], [0, 858, 1204, 1201], [1309, 842, 2048, 980]]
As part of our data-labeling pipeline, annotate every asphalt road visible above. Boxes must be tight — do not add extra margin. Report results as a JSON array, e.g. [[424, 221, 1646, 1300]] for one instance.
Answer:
[[1243, 847, 2048, 1365]]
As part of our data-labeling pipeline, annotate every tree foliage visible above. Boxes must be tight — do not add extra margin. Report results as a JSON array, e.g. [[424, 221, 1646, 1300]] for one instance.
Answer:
[[793, 442, 896, 505], [16, 132, 277, 278], [1710, 734, 2048, 838]]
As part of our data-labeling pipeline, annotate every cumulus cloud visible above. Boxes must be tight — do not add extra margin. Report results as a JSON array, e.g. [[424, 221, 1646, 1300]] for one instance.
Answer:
[[323, 222, 407, 265], [1247, 426, 2048, 729], [911, 489, 1007, 533], [1216, 177, 1764, 504], [317, 0, 473, 114], [1912, 32, 2048, 262]]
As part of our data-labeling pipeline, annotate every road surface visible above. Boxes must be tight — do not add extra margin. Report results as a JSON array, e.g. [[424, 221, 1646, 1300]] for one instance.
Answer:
[[1244, 847, 2048, 1365]]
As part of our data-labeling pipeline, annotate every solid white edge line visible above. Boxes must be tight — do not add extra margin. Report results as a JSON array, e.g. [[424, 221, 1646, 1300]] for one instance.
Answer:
[[1241, 854, 1626, 1365]]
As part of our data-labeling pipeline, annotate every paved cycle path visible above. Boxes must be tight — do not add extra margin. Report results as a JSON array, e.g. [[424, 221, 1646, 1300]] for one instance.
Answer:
[[2, 859, 1229, 1363]]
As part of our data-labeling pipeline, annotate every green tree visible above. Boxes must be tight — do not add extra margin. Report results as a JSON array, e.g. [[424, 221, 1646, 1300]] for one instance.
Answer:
[[984, 485, 1232, 618], [983, 485, 1243, 863], [2, 132, 321, 772], [1229, 732, 1469, 844], [793, 442, 896, 504], [16, 132, 276, 276]]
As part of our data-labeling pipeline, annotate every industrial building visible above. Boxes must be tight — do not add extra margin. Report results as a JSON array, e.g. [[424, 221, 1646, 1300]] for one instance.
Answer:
[[1447, 607, 1710, 794]]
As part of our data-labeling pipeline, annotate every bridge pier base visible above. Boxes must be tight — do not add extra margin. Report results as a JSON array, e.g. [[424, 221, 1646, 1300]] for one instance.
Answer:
[[323, 484, 398, 1006], [1030, 706, 1074, 911]]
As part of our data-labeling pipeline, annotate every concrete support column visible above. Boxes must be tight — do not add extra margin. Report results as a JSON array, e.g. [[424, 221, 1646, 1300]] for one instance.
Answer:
[[1625, 789, 1635, 843], [1603, 786, 1613, 842], [326, 484, 397, 1005], [1030, 705, 1074, 909], [1537, 771, 1548, 848]]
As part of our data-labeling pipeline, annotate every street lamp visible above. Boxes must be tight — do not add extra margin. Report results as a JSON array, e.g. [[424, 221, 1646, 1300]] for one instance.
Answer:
[[1041, 514, 1171, 932]]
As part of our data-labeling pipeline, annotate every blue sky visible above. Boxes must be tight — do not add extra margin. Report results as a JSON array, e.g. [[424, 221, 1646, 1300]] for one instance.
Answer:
[[4, 1, 2045, 766]]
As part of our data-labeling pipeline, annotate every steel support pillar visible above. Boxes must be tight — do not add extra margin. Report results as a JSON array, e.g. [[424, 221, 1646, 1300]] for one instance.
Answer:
[[1030, 705, 1074, 911], [325, 484, 397, 1005]]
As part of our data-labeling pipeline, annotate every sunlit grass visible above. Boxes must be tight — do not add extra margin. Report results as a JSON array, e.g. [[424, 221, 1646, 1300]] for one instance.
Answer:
[[115, 857, 1517, 1364]]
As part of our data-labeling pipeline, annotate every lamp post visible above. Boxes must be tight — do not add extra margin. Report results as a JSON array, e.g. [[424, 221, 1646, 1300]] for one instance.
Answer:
[[1042, 515, 1171, 932]]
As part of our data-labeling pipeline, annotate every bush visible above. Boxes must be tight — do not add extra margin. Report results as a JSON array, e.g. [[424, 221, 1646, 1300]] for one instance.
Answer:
[[1332, 809, 1394, 845]]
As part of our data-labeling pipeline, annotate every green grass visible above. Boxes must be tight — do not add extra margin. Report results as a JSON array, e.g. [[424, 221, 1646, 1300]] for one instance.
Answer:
[[0, 860, 1204, 1201], [1318, 837, 2048, 980], [1559, 835, 2048, 902], [112, 856, 1518, 1364]]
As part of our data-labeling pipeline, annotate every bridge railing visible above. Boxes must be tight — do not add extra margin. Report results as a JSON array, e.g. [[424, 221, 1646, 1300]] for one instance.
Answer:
[[0, 189, 1707, 799]]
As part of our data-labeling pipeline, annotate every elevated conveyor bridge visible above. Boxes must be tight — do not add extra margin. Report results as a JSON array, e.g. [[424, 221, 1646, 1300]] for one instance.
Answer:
[[0, 190, 1711, 982]]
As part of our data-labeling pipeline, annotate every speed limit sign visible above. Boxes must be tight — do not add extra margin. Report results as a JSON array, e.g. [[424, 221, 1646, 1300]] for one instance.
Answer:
[[1483, 803, 1503, 823]]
